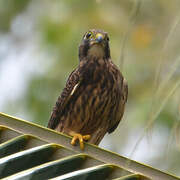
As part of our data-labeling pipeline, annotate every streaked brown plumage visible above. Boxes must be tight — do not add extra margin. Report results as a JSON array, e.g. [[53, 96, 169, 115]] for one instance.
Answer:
[[48, 29, 128, 150]]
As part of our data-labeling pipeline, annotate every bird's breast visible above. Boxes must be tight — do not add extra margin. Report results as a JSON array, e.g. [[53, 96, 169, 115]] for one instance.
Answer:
[[64, 59, 121, 134]]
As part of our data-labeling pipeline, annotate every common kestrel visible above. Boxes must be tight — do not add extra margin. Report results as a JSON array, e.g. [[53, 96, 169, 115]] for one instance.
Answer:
[[48, 29, 128, 150]]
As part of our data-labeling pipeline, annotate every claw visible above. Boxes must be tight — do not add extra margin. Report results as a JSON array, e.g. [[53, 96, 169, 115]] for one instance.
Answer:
[[70, 132, 91, 150]]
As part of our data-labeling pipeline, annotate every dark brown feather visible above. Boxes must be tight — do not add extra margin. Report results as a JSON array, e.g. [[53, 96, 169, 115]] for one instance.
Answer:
[[48, 69, 81, 129], [48, 29, 128, 145]]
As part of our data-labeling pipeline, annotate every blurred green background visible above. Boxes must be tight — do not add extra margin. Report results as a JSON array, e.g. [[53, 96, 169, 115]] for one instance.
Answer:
[[0, 0, 180, 177]]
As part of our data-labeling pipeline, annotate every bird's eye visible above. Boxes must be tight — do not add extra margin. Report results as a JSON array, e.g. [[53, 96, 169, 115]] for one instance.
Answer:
[[86, 32, 92, 39], [107, 37, 109, 41]]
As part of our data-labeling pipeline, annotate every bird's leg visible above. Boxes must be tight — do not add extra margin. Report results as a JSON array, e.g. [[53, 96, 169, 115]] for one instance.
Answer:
[[69, 131, 91, 150]]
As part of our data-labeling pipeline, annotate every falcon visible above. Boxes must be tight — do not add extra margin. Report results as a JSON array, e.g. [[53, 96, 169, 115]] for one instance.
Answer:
[[48, 29, 128, 150]]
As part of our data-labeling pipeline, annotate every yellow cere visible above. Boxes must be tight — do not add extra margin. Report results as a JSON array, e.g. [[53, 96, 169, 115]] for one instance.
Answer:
[[96, 33, 103, 39]]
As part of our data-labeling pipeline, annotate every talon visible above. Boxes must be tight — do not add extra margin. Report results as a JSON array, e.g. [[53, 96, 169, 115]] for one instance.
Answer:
[[71, 136, 78, 146], [69, 132, 91, 150], [83, 135, 91, 140], [79, 140, 84, 150]]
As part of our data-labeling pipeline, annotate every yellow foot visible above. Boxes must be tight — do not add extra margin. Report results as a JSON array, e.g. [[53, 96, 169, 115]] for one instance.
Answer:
[[70, 132, 91, 150]]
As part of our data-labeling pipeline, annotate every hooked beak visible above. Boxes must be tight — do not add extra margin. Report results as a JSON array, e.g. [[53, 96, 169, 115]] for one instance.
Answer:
[[90, 33, 104, 45], [95, 33, 103, 43]]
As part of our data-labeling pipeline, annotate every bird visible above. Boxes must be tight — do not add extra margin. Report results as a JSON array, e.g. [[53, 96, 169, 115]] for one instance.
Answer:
[[48, 29, 128, 150]]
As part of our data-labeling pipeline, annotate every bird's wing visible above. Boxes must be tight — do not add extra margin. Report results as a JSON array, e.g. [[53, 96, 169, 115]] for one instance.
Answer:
[[108, 78, 128, 134], [47, 69, 81, 129]]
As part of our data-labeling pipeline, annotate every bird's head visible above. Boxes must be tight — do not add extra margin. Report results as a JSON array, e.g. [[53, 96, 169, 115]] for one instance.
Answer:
[[79, 29, 110, 61]]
